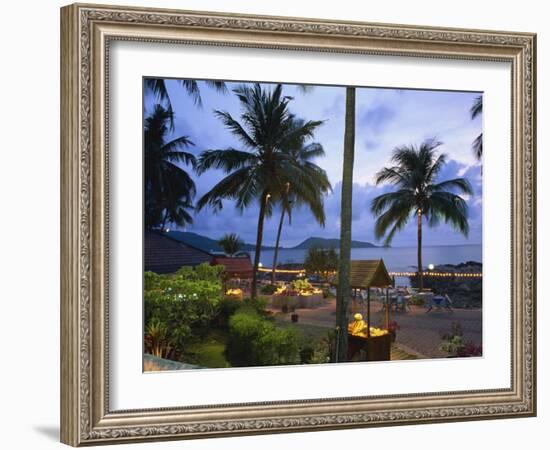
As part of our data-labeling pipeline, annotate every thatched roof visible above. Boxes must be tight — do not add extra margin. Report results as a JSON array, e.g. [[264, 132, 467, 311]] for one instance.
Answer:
[[333, 259, 392, 289]]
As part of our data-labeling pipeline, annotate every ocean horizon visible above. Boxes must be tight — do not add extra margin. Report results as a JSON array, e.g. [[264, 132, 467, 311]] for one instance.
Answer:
[[252, 244, 482, 273]]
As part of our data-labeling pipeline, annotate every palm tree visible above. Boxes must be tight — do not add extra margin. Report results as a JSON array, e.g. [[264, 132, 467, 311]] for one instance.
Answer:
[[334, 87, 356, 363], [145, 78, 228, 127], [144, 104, 196, 229], [370, 139, 473, 290], [471, 96, 483, 159], [218, 233, 244, 256], [270, 119, 332, 284], [304, 246, 338, 282], [195, 83, 324, 300]]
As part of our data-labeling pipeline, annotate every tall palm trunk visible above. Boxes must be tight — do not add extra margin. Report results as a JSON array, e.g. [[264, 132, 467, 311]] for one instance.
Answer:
[[417, 209, 423, 291], [335, 87, 355, 363], [251, 190, 269, 300], [271, 208, 286, 285], [271, 183, 290, 285]]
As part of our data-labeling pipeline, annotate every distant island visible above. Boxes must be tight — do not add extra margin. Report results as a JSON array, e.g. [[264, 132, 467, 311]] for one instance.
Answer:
[[291, 237, 377, 249], [165, 231, 377, 252]]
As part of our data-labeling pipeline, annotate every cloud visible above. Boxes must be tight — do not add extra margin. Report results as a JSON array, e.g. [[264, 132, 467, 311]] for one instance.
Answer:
[[145, 79, 482, 248]]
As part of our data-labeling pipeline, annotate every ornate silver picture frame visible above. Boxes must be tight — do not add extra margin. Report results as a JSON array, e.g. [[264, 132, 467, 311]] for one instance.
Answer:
[[60, 3, 536, 446]]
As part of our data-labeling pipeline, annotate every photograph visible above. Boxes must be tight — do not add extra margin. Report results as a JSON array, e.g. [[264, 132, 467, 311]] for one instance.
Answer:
[[142, 78, 484, 371], [57, 3, 536, 445]]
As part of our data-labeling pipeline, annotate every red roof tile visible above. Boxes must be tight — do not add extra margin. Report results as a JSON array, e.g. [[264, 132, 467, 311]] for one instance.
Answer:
[[211, 256, 253, 278]]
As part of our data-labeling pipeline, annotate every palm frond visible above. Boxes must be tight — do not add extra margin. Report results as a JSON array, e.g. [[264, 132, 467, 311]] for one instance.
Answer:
[[471, 95, 483, 119], [431, 177, 473, 196], [213, 110, 258, 149], [195, 167, 254, 212], [196, 148, 258, 174], [472, 133, 483, 160]]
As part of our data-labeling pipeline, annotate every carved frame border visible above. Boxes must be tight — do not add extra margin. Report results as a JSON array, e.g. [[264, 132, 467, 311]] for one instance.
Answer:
[[60, 3, 536, 446]]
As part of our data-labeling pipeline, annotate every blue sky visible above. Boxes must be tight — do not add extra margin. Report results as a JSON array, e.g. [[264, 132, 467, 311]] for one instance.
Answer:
[[145, 79, 482, 248]]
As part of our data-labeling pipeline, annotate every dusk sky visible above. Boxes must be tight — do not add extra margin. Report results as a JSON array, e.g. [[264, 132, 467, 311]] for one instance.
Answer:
[[144, 79, 482, 248]]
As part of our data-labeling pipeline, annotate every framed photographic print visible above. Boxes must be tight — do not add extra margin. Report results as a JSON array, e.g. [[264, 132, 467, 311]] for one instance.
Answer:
[[60, 3, 537, 446]]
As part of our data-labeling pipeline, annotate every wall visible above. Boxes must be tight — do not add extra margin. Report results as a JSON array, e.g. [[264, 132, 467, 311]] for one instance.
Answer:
[[0, 0, 546, 449]]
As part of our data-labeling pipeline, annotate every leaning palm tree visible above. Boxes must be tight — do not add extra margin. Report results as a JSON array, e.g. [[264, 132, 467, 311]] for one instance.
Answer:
[[144, 104, 196, 229], [270, 119, 332, 284], [218, 233, 244, 257], [471, 95, 483, 160], [195, 83, 324, 300], [370, 139, 473, 291]]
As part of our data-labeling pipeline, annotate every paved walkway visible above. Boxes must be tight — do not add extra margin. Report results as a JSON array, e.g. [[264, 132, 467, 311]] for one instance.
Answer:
[[278, 299, 482, 358]]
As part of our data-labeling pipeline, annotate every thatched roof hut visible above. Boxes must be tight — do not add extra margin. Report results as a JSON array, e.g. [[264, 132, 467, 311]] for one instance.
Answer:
[[333, 259, 392, 289]]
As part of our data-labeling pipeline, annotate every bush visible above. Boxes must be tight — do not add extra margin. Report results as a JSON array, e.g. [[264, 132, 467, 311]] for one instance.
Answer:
[[216, 296, 243, 328], [300, 346, 315, 364], [261, 284, 278, 295], [242, 296, 269, 315], [310, 330, 336, 364], [144, 264, 224, 353], [439, 322, 482, 357], [225, 309, 299, 367]]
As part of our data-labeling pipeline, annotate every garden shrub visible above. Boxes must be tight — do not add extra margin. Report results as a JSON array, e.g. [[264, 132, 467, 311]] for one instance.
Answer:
[[225, 309, 299, 367], [144, 264, 224, 354], [261, 284, 277, 295], [242, 296, 269, 316], [216, 296, 243, 328]]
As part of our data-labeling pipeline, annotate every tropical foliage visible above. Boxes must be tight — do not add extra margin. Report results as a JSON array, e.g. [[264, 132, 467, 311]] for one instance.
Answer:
[[470, 95, 483, 159], [145, 78, 227, 126], [304, 247, 339, 282], [143, 264, 225, 354], [370, 139, 473, 290], [217, 232, 244, 256], [144, 104, 196, 229], [195, 83, 326, 299], [225, 307, 300, 366], [271, 118, 332, 283]]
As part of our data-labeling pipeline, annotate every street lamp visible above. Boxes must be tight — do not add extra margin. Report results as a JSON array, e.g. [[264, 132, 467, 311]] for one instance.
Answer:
[[428, 264, 434, 271]]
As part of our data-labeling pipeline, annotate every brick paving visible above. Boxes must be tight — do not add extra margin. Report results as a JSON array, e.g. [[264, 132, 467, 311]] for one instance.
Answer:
[[280, 299, 482, 359]]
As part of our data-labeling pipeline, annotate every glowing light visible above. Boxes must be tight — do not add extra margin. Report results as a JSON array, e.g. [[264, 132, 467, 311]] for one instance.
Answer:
[[428, 264, 435, 270]]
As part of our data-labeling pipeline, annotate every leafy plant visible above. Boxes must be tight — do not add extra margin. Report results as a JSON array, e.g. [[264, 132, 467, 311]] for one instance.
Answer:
[[144, 264, 224, 354], [225, 308, 299, 366], [261, 284, 278, 295], [310, 330, 337, 364], [144, 319, 171, 358], [439, 322, 482, 357], [304, 247, 338, 282], [217, 233, 244, 256], [291, 278, 313, 292]]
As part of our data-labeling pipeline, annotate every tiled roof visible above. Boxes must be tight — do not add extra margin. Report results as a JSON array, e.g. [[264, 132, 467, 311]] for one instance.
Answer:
[[144, 231, 212, 274], [211, 256, 254, 278]]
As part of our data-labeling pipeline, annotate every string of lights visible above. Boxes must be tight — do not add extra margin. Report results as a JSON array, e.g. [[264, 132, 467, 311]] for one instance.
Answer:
[[389, 271, 482, 278], [257, 267, 482, 278]]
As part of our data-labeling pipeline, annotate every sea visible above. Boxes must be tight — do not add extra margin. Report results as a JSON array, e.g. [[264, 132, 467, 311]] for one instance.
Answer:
[[254, 244, 482, 285]]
